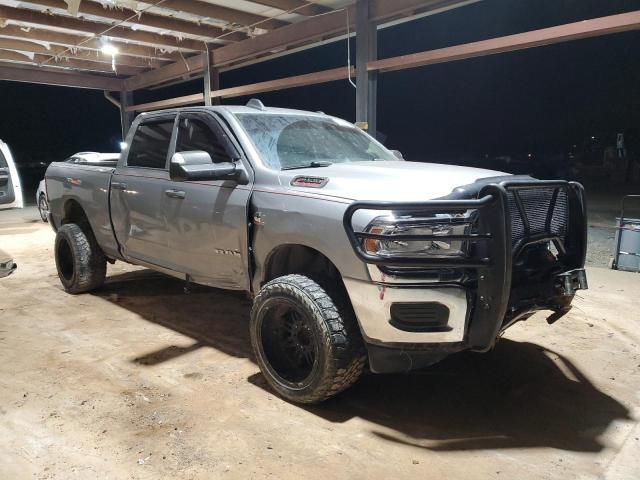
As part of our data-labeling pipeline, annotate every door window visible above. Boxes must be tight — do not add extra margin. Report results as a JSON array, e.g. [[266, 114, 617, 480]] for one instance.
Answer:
[[176, 117, 231, 163], [127, 119, 174, 169]]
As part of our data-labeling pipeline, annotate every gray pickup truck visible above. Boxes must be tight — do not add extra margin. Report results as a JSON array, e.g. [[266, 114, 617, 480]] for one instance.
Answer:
[[45, 100, 588, 404]]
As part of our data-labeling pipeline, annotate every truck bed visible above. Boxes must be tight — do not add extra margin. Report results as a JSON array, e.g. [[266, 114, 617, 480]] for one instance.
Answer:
[[46, 162, 120, 258]]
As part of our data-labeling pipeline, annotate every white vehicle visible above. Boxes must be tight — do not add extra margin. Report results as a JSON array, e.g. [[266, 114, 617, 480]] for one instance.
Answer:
[[0, 140, 24, 210], [37, 152, 119, 222]]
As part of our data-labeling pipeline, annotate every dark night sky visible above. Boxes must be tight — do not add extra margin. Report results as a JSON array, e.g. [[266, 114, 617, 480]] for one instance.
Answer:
[[1, 0, 639, 167]]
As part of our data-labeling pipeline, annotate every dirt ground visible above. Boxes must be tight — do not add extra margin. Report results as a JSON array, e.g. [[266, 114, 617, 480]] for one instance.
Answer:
[[1, 207, 639, 480]]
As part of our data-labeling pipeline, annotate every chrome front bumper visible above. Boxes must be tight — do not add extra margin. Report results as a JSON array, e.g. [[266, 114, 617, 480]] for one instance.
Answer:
[[343, 278, 468, 344]]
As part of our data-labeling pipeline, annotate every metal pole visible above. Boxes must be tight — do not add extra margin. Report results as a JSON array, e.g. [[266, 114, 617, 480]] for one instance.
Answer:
[[203, 50, 212, 106], [119, 90, 134, 140], [211, 66, 221, 105], [355, 0, 377, 138]]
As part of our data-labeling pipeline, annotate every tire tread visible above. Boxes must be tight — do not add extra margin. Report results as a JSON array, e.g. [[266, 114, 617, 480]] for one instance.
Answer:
[[251, 274, 366, 403], [55, 223, 106, 294]]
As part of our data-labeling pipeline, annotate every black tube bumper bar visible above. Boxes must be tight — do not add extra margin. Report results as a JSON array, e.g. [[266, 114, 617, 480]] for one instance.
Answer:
[[343, 180, 587, 352]]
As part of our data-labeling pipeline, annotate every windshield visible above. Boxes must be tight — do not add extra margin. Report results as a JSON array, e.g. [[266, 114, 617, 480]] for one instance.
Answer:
[[236, 113, 397, 170]]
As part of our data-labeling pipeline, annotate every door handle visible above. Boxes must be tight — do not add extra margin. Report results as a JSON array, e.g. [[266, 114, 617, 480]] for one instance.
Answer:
[[165, 189, 186, 199], [111, 182, 127, 190]]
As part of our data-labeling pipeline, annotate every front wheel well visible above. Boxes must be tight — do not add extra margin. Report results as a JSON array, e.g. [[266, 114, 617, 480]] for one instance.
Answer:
[[263, 244, 342, 288]]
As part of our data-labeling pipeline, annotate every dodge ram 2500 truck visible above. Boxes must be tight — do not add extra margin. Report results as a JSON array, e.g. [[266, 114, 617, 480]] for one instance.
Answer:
[[45, 100, 588, 404]]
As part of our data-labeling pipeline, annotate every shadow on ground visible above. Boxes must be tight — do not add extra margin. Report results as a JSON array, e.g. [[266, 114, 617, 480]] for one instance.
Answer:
[[95, 269, 630, 453]]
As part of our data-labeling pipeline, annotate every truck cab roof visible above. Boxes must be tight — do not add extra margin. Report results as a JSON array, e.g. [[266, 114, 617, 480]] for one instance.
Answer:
[[137, 100, 330, 120]]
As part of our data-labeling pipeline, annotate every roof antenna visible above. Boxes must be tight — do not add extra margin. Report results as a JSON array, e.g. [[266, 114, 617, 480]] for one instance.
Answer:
[[246, 98, 265, 111]]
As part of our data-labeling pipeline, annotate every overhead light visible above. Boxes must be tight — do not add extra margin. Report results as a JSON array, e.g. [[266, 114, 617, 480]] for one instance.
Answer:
[[101, 43, 119, 56], [119, 142, 128, 150]]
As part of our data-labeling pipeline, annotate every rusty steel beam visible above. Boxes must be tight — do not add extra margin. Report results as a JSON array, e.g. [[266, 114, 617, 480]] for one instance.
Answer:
[[368, 10, 640, 73], [123, 0, 468, 90], [0, 63, 124, 89], [127, 66, 354, 112], [124, 5, 352, 90], [124, 9, 640, 112]]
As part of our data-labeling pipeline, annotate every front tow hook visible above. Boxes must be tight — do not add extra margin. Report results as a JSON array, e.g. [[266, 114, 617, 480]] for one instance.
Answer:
[[555, 268, 588, 296]]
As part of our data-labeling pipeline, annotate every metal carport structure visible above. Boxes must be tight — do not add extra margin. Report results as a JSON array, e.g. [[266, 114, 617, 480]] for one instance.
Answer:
[[0, 0, 639, 139]]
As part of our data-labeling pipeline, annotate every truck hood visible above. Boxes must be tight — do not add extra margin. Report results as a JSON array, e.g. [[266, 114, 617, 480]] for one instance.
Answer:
[[279, 161, 510, 201]]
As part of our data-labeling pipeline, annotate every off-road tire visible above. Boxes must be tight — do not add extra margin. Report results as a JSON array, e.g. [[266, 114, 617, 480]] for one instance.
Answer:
[[250, 274, 366, 404], [54, 223, 106, 294]]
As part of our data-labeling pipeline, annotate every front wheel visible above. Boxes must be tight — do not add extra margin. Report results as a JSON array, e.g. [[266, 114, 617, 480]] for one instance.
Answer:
[[250, 274, 366, 404]]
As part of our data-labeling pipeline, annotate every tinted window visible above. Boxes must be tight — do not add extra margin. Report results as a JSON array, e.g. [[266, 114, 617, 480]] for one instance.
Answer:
[[127, 119, 174, 169], [176, 117, 231, 163], [0, 150, 7, 168]]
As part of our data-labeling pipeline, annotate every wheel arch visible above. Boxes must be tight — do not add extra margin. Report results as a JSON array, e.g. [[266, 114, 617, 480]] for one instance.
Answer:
[[260, 244, 343, 289], [62, 199, 90, 228]]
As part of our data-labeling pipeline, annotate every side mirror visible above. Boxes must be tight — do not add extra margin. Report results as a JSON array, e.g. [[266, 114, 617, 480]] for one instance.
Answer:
[[170, 151, 237, 182], [391, 150, 404, 160]]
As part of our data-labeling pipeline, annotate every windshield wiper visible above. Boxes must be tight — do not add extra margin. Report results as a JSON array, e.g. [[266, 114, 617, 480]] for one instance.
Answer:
[[281, 161, 333, 171]]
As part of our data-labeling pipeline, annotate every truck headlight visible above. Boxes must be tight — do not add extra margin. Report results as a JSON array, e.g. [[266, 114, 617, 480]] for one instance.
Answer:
[[363, 212, 476, 259]]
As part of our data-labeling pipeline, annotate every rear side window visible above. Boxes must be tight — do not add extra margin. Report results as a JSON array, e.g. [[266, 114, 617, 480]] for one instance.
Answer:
[[127, 119, 174, 169], [176, 117, 231, 163], [0, 150, 7, 168]]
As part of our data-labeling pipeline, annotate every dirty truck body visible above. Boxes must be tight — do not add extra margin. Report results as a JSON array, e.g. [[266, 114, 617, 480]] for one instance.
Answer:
[[45, 104, 588, 403]]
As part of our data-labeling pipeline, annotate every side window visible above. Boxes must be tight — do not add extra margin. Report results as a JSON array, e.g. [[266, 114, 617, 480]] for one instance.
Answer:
[[176, 117, 231, 163], [127, 119, 174, 169]]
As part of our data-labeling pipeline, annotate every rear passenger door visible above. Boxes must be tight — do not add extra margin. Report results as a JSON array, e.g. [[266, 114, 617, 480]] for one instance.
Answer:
[[110, 114, 177, 268], [163, 112, 252, 290]]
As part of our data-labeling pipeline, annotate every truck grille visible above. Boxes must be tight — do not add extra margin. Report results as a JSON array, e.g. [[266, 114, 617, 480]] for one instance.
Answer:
[[506, 187, 568, 247]]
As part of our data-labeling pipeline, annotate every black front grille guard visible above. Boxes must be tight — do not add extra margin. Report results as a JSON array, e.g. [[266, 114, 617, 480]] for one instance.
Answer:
[[343, 180, 587, 351]]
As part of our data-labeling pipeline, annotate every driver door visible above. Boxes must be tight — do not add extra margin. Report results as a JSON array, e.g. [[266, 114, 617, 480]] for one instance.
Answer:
[[163, 112, 252, 291]]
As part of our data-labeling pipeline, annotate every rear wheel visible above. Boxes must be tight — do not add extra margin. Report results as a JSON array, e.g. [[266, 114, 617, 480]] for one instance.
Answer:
[[54, 223, 106, 293], [250, 274, 366, 404], [38, 194, 48, 222]]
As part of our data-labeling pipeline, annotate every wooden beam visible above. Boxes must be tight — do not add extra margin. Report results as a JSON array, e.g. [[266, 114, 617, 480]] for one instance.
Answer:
[[159, 0, 288, 30], [0, 24, 180, 60], [19, 0, 247, 42], [0, 49, 145, 75], [127, 66, 354, 112], [0, 38, 169, 69], [368, 10, 640, 73], [0, 63, 123, 89], [250, 0, 332, 16], [0, 5, 205, 51], [370, 0, 461, 22]]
